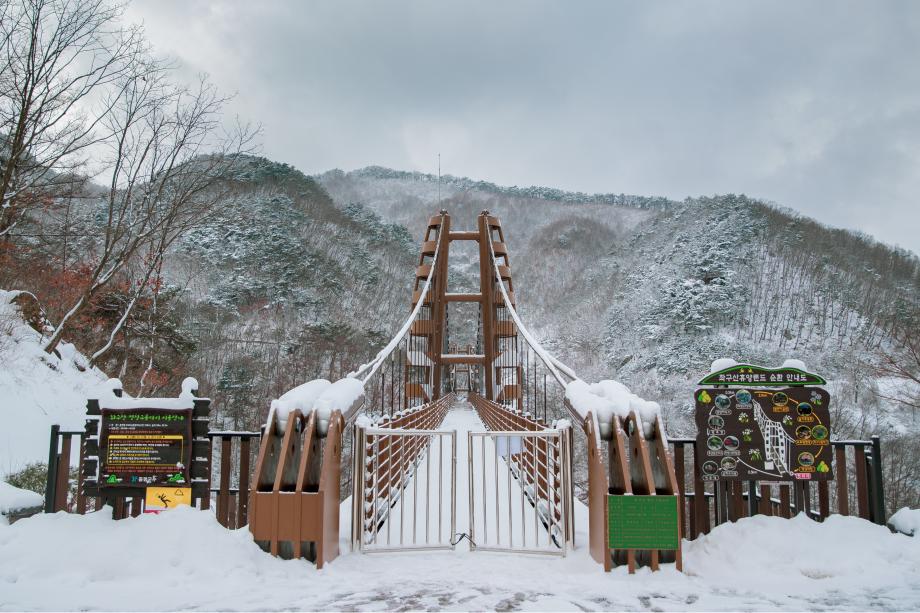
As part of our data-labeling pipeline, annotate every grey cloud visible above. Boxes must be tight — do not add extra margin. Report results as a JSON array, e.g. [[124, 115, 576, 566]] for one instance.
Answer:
[[126, 0, 920, 255]]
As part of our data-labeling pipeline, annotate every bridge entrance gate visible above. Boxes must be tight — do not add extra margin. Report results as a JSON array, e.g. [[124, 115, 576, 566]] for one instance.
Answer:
[[351, 409, 574, 556]]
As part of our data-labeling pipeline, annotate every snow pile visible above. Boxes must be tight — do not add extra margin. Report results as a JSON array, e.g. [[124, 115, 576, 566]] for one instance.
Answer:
[[565, 379, 661, 437], [889, 507, 920, 536], [685, 513, 920, 599], [0, 290, 109, 475], [0, 507, 305, 610], [3, 504, 920, 610], [709, 357, 810, 373], [271, 379, 332, 430], [780, 358, 808, 371], [709, 357, 738, 373], [269, 377, 364, 434], [0, 481, 43, 516]]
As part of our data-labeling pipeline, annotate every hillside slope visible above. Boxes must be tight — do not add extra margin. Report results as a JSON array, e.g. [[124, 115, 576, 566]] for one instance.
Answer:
[[0, 291, 108, 475]]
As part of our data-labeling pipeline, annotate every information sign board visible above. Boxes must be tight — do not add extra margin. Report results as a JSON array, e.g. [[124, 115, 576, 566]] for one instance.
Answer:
[[607, 495, 679, 550], [99, 409, 193, 487], [695, 387, 832, 481]]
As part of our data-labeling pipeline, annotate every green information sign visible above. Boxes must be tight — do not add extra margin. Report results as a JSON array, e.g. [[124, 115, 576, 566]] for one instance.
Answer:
[[698, 364, 826, 387], [607, 495, 679, 550]]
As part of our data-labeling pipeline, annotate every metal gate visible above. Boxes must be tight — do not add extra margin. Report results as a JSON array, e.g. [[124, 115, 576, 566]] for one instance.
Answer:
[[467, 428, 574, 556], [352, 426, 457, 552]]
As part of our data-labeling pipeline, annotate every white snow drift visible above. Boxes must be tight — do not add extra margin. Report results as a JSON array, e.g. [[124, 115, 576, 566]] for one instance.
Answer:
[[1, 505, 918, 611]]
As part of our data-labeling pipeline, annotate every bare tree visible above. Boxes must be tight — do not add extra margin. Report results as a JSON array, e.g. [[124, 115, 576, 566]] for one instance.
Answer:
[[874, 305, 920, 414], [44, 68, 257, 355], [0, 0, 148, 237]]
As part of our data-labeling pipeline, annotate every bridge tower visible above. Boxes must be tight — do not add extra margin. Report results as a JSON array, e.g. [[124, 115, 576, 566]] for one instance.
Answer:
[[405, 211, 522, 404]]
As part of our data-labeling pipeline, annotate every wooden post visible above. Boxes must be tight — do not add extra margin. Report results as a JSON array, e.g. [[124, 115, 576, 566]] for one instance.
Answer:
[[674, 443, 686, 540], [694, 474, 708, 536], [55, 434, 72, 513], [854, 445, 870, 519], [431, 213, 450, 400], [478, 213, 495, 400], [218, 436, 232, 527], [759, 484, 771, 516], [238, 437, 251, 526], [870, 436, 887, 525], [835, 445, 849, 515], [76, 435, 87, 514], [44, 425, 60, 513]]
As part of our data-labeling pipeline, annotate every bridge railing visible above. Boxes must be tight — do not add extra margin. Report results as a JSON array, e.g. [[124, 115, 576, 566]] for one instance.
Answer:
[[351, 392, 456, 550], [468, 392, 575, 549], [668, 436, 887, 539]]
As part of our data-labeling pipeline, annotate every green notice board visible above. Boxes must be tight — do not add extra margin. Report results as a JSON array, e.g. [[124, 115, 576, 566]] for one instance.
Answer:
[[608, 495, 679, 550]]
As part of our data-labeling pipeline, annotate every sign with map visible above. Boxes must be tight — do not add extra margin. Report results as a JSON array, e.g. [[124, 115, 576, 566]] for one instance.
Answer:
[[694, 387, 833, 481], [99, 409, 193, 487], [607, 495, 680, 550], [698, 364, 826, 387]]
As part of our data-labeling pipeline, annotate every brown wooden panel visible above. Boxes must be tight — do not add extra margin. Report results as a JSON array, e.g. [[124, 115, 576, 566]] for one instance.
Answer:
[[854, 445, 870, 519], [673, 443, 687, 540], [55, 435, 72, 512], [779, 485, 791, 519], [238, 438, 251, 526], [731, 481, 744, 520], [818, 481, 829, 518], [694, 475, 708, 536], [218, 437, 232, 527], [759, 484, 771, 516], [835, 446, 849, 515]]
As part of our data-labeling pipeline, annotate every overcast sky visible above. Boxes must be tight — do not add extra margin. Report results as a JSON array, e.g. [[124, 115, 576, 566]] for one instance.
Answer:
[[126, 1, 920, 255]]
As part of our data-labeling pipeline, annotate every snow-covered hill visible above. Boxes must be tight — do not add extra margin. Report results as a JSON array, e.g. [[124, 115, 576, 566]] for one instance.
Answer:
[[317, 168, 920, 441], [0, 291, 108, 475]]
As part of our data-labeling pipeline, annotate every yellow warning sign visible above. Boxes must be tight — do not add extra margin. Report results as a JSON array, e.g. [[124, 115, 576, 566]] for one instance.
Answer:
[[144, 486, 192, 513]]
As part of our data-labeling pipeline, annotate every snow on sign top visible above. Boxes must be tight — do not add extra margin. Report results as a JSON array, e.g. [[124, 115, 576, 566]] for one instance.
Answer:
[[698, 363, 826, 387], [96, 377, 201, 411]]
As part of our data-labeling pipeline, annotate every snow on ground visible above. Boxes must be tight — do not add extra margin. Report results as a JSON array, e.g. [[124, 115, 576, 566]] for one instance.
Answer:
[[890, 507, 920, 536], [0, 290, 108, 476], [2, 406, 919, 611], [0, 481, 43, 516]]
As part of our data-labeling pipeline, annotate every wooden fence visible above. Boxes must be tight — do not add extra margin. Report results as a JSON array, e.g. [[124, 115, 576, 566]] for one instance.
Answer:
[[45, 425, 260, 528], [668, 436, 887, 539]]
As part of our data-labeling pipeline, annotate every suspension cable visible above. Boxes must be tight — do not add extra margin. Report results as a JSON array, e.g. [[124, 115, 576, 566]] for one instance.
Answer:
[[487, 236, 576, 392]]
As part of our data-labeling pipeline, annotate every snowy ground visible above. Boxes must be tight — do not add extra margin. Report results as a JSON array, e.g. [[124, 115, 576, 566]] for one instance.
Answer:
[[0, 290, 107, 475], [2, 405, 920, 611]]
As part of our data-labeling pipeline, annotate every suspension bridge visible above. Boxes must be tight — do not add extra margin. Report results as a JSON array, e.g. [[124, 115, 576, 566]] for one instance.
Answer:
[[242, 210, 683, 573]]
